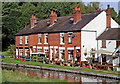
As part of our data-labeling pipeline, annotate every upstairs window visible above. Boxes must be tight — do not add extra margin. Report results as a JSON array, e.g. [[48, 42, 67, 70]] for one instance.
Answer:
[[68, 32, 72, 43], [44, 34, 48, 44], [20, 36, 23, 44], [38, 34, 41, 43], [25, 36, 28, 44], [102, 40, 106, 48], [60, 33, 64, 44]]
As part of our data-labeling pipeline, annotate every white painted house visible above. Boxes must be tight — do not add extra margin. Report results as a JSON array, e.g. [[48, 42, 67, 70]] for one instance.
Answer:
[[80, 5, 120, 65]]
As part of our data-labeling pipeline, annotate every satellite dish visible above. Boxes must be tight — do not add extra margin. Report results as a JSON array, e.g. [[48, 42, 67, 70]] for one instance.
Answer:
[[54, 19, 57, 23], [47, 21, 50, 24], [70, 18, 74, 21], [71, 34, 75, 38]]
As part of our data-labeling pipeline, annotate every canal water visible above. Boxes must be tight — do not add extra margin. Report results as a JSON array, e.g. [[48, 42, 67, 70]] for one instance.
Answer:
[[2, 65, 120, 83]]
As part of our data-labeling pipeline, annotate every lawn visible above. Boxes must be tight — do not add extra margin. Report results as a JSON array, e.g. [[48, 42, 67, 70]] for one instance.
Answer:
[[2, 69, 67, 82], [1, 56, 120, 76]]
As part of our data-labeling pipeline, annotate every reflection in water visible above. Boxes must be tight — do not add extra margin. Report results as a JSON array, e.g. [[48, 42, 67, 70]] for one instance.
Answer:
[[2, 65, 119, 83]]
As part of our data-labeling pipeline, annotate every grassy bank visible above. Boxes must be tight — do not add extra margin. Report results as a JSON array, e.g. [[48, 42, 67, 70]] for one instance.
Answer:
[[1, 56, 120, 76], [2, 69, 67, 82]]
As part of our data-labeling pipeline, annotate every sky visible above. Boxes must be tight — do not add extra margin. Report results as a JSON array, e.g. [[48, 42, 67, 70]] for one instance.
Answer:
[[83, 0, 120, 14]]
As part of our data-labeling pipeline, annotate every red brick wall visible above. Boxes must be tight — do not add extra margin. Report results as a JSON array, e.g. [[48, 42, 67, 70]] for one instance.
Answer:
[[15, 32, 81, 61]]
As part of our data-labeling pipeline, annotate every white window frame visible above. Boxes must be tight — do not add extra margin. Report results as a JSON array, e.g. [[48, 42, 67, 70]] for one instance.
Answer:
[[25, 49, 28, 56], [16, 48, 18, 56], [25, 36, 28, 44], [68, 32, 72, 44], [44, 33, 48, 44], [19, 49, 23, 56], [20, 36, 23, 44], [37, 47, 42, 53], [38, 34, 41, 44], [60, 33, 64, 45]]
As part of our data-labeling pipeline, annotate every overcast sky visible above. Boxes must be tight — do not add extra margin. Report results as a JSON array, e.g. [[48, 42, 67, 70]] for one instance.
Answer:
[[83, 0, 120, 14]]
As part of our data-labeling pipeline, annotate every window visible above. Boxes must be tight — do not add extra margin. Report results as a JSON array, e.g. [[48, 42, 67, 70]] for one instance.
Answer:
[[68, 50, 74, 60], [102, 40, 106, 48], [25, 36, 28, 44], [38, 48, 42, 53], [34, 48, 36, 52], [38, 34, 41, 43], [19, 49, 23, 56], [25, 49, 28, 56], [44, 34, 48, 44], [44, 48, 49, 58], [68, 33, 72, 43], [60, 49, 65, 60], [55, 49, 58, 59], [20, 36, 23, 44], [60, 33, 64, 44]]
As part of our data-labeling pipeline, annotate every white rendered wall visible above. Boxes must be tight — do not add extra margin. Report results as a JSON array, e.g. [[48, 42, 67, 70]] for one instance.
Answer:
[[81, 31, 97, 61]]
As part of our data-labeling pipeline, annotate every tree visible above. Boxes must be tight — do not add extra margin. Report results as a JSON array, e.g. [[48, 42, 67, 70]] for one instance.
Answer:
[[117, 10, 120, 25]]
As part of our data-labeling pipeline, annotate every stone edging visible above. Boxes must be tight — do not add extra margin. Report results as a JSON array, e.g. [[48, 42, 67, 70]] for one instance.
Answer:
[[1, 62, 120, 80]]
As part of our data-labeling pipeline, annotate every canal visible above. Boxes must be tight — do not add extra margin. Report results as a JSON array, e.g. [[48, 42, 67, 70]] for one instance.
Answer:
[[2, 65, 120, 83]]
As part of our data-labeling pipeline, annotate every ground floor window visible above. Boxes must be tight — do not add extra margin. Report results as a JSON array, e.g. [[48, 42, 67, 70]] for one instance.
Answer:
[[34, 48, 36, 52], [55, 49, 58, 59], [60, 50, 65, 60], [19, 49, 23, 56], [44, 49, 49, 58], [38, 48, 42, 53], [25, 49, 29, 56], [68, 50, 74, 60]]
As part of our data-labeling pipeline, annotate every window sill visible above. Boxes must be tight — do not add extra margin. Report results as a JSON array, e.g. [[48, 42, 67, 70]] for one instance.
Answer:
[[68, 42, 72, 44], [44, 43, 48, 45], [60, 43, 64, 45], [38, 43, 42, 45], [25, 44, 28, 46], [19, 44, 23, 46], [101, 47, 106, 48]]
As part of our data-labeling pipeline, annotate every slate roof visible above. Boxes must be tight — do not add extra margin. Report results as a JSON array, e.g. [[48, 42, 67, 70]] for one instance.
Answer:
[[97, 28, 120, 40], [15, 12, 101, 36]]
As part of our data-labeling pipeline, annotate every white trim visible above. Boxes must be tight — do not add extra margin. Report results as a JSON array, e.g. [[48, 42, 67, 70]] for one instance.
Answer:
[[38, 43, 42, 44], [44, 47, 49, 49], [37, 47, 42, 49], [44, 43, 48, 45], [33, 46, 36, 48], [76, 47, 80, 49], [54, 46, 58, 49], [59, 47, 65, 50], [67, 47, 74, 50], [50, 46, 53, 48], [60, 43, 64, 45]]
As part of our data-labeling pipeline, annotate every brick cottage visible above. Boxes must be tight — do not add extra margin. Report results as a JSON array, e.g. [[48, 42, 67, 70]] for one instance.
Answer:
[[15, 5, 120, 66]]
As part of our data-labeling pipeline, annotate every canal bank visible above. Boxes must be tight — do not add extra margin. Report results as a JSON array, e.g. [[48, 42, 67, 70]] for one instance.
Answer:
[[1, 62, 120, 80]]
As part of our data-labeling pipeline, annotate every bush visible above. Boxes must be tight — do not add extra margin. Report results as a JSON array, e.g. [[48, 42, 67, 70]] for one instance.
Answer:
[[7, 44, 15, 57]]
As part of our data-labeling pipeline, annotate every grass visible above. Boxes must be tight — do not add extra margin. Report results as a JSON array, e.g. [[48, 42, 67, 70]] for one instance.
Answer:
[[2, 69, 67, 82], [1, 56, 120, 76]]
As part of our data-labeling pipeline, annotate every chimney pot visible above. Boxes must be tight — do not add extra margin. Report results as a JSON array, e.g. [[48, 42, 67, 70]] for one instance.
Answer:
[[51, 11, 54, 14], [78, 8, 80, 11], [107, 4, 110, 9], [73, 7, 81, 24], [50, 11, 57, 26], [75, 7, 78, 11]]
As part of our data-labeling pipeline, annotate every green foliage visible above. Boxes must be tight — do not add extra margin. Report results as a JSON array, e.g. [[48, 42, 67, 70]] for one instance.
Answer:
[[7, 44, 15, 57], [2, 2, 101, 51]]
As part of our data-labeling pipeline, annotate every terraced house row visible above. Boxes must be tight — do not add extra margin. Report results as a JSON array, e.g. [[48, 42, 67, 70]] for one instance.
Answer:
[[15, 5, 120, 66]]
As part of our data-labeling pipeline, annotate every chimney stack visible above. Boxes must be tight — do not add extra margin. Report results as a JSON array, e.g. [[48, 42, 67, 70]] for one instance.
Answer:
[[31, 14, 37, 28], [73, 6, 81, 24], [106, 4, 111, 29], [50, 11, 57, 26]]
